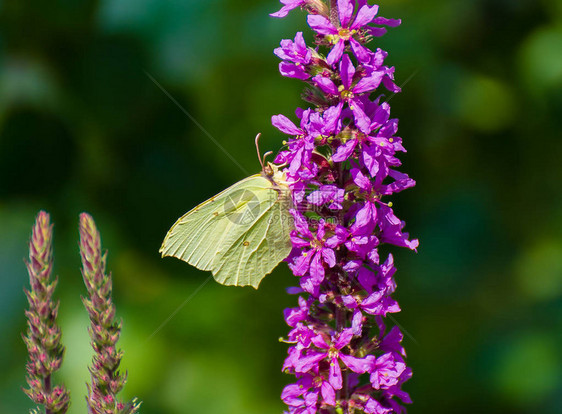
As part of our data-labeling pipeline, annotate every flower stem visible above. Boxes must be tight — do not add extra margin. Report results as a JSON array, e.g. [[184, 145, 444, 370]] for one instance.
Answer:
[[336, 306, 348, 402], [45, 375, 52, 414], [330, 0, 339, 27]]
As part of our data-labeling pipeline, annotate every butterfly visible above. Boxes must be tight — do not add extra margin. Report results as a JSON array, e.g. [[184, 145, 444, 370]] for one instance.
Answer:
[[159, 136, 294, 288]]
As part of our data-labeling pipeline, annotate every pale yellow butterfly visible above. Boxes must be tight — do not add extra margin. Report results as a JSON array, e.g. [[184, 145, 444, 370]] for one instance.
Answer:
[[159, 136, 293, 288]]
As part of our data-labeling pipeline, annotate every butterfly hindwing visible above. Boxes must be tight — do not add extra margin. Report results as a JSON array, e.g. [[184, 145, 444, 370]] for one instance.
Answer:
[[212, 185, 293, 287]]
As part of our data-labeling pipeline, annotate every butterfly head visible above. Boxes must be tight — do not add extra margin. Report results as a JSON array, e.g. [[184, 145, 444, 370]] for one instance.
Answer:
[[263, 162, 291, 188]]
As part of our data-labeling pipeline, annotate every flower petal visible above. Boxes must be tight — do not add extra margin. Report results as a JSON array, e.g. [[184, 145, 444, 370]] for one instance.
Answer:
[[351, 4, 379, 29], [291, 250, 314, 276], [320, 380, 336, 406], [366, 26, 388, 37], [295, 31, 307, 54], [307, 14, 337, 35], [272, 114, 302, 135], [351, 167, 372, 190], [321, 247, 336, 268], [382, 74, 401, 93], [340, 54, 356, 90], [333, 138, 357, 162], [296, 351, 326, 372], [327, 38, 345, 66], [338, 0, 355, 28], [271, 0, 306, 18], [362, 145, 380, 177], [351, 309, 363, 334], [334, 328, 354, 349], [329, 358, 343, 390], [279, 62, 310, 80], [309, 252, 326, 283], [313, 75, 339, 95], [311, 334, 330, 349], [350, 98, 372, 133], [321, 102, 343, 134], [340, 354, 374, 374], [350, 37, 373, 64], [353, 71, 384, 94], [372, 16, 402, 27]]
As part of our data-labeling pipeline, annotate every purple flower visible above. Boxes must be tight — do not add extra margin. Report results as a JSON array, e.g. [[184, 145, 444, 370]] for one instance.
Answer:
[[307, 1, 400, 65], [295, 329, 373, 389], [332, 101, 410, 181], [380, 325, 407, 358], [308, 102, 343, 137], [276, 32, 312, 64], [361, 291, 400, 316], [307, 184, 345, 210], [282, 372, 336, 409], [385, 169, 416, 195], [289, 214, 342, 294], [344, 224, 380, 263], [275, 32, 312, 80], [362, 397, 393, 414], [343, 290, 400, 317], [313, 54, 384, 132], [284, 296, 312, 327], [273, 109, 318, 179], [275, 105, 343, 174], [378, 204, 419, 251], [369, 352, 407, 390], [350, 167, 380, 233]]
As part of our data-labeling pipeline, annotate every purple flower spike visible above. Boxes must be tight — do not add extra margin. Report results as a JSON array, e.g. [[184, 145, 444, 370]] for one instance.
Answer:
[[80, 213, 141, 414], [271, 1, 416, 412], [23, 211, 70, 414]]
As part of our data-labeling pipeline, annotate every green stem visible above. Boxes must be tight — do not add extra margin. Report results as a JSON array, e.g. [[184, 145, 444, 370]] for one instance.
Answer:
[[335, 307, 349, 403]]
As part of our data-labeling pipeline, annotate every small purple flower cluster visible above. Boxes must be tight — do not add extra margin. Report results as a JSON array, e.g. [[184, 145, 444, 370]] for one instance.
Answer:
[[271, 1, 418, 413], [79, 213, 141, 414]]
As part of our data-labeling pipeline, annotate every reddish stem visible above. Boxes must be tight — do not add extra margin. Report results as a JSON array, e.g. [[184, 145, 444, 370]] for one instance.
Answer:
[[44, 374, 53, 414], [330, 0, 340, 27]]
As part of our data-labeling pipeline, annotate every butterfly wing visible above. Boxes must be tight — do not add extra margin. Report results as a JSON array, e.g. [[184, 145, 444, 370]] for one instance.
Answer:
[[159, 174, 293, 288]]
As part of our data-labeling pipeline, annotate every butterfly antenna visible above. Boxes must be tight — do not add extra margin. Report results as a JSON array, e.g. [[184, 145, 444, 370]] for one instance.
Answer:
[[262, 151, 273, 167], [255, 133, 265, 170]]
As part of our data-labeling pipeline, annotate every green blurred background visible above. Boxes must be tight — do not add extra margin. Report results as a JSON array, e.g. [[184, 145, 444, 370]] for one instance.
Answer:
[[1, 0, 561, 412]]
